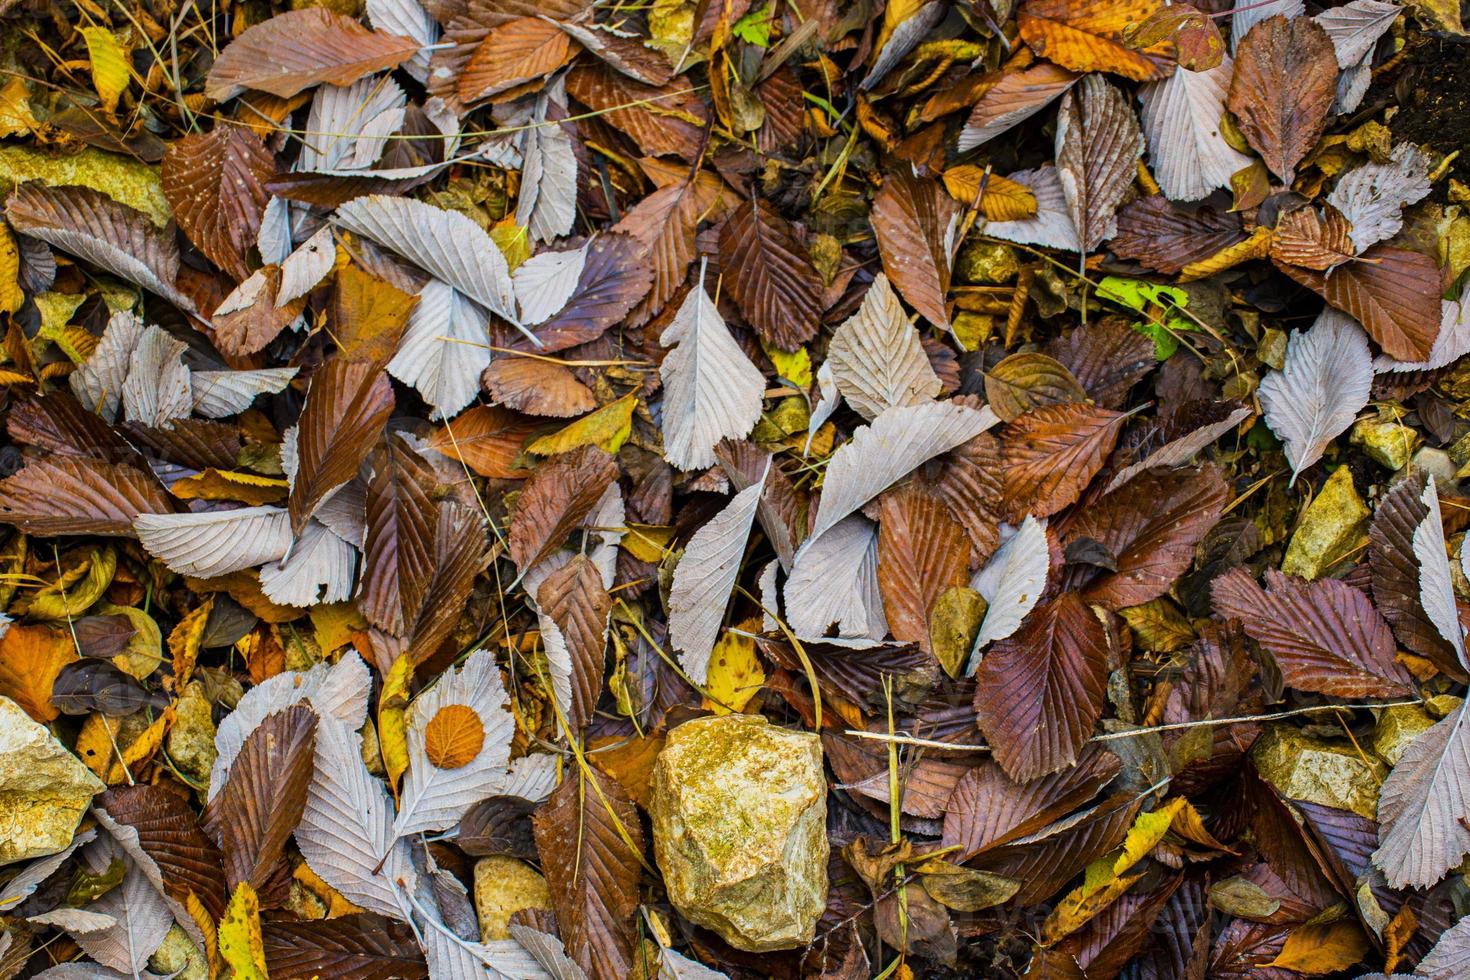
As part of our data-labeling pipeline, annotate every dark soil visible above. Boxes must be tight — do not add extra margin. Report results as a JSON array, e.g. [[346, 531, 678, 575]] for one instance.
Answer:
[[1386, 34, 1470, 185]]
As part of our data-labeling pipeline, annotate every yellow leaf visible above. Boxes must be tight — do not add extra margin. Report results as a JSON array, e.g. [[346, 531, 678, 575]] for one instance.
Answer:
[[80, 27, 130, 114], [378, 653, 413, 790], [623, 524, 676, 563], [1178, 226, 1273, 282], [764, 343, 813, 389], [0, 145, 170, 227], [0, 623, 77, 722], [183, 890, 220, 966], [171, 469, 290, 506], [219, 882, 269, 980], [168, 598, 212, 689], [310, 602, 367, 654], [1170, 798, 1234, 853], [1268, 920, 1372, 974], [1042, 872, 1142, 944], [526, 392, 638, 455], [96, 601, 163, 679], [16, 546, 115, 621], [78, 707, 174, 784], [1082, 797, 1186, 896], [0, 221, 22, 314], [0, 77, 40, 139], [942, 166, 1040, 221], [293, 861, 365, 918], [491, 218, 530, 272], [702, 628, 765, 715]]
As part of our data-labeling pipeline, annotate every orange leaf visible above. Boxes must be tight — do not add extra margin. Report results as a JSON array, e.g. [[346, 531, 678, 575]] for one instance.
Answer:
[[429, 405, 540, 479], [1018, 0, 1176, 82], [424, 703, 485, 769], [0, 623, 77, 722]]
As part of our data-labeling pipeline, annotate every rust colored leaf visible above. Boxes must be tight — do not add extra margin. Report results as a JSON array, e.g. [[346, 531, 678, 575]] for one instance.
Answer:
[[1212, 568, 1415, 698], [1112, 196, 1247, 275], [1018, 0, 1176, 82], [361, 434, 438, 635], [289, 357, 395, 533], [509, 445, 619, 572], [718, 196, 823, 350], [406, 501, 490, 667], [99, 783, 229, 921], [536, 554, 613, 734], [482, 357, 597, 418], [1055, 74, 1144, 253], [973, 592, 1111, 780], [525, 234, 654, 353], [427, 405, 540, 479], [1064, 465, 1229, 609], [612, 180, 705, 328], [0, 455, 173, 537], [532, 768, 644, 980], [877, 484, 971, 654], [959, 61, 1079, 150], [206, 8, 420, 100], [927, 431, 1005, 565], [1001, 403, 1129, 520], [1277, 245, 1442, 362], [162, 126, 274, 280], [262, 914, 428, 979], [458, 17, 573, 102], [1270, 205, 1355, 271], [201, 705, 317, 902], [943, 746, 1122, 858], [1227, 15, 1338, 182], [871, 170, 958, 331], [1047, 317, 1157, 410], [423, 704, 486, 768], [214, 265, 307, 357], [566, 64, 708, 160]]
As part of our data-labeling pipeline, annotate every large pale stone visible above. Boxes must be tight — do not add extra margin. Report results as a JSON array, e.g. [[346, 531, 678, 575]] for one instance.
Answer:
[[0, 695, 106, 865], [1281, 465, 1369, 581], [650, 714, 828, 952], [473, 856, 551, 941], [1251, 724, 1386, 819]]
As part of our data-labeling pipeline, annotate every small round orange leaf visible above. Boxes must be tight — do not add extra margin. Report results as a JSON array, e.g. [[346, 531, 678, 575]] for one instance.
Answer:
[[423, 704, 485, 769]]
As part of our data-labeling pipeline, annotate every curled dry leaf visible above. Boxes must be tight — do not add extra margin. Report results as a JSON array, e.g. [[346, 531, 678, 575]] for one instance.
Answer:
[[871, 170, 959, 330], [509, 445, 619, 572], [483, 358, 596, 418]]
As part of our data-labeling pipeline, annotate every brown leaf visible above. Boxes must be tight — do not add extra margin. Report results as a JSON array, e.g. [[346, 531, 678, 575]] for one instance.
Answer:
[[973, 592, 1111, 780], [509, 445, 619, 572], [1270, 206, 1355, 271], [1211, 568, 1415, 698], [1064, 465, 1229, 609], [1111, 195, 1247, 275], [942, 746, 1122, 858], [427, 405, 539, 479], [406, 501, 490, 667], [205, 8, 420, 100], [289, 358, 395, 533], [556, 20, 674, 87], [823, 731, 969, 818], [1277, 245, 1442, 362], [532, 768, 644, 980], [565, 64, 708, 160], [1018, 0, 1176, 82], [1001, 403, 1129, 520], [1047, 317, 1157, 410], [719, 196, 823, 350], [524, 234, 653, 352], [8, 390, 143, 464], [1125, 3, 1223, 70], [214, 265, 308, 357], [1054, 74, 1144, 253], [201, 705, 317, 903], [99, 783, 229, 921], [262, 914, 428, 979], [162, 126, 274, 280], [5, 183, 188, 310], [482, 357, 597, 418], [959, 61, 1079, 149], [1371, 475, 1464, 674], [877, 484, 971, 654], [871, 170, 958, 331], [361, 434, 438, 635], [984, 352, 1088, 423], [0, 455, 174, 537], [715, 439, 808, 571], [458, 17, 573, 102], [613, 180, 705, 328], [536, 554, 612, 734], [926, 431, 1004, 565], [1226, 15, 1338, 182]]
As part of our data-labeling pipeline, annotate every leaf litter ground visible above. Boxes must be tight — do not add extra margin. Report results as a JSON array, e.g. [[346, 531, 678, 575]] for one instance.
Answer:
[[1, 0, 1470, 978]]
